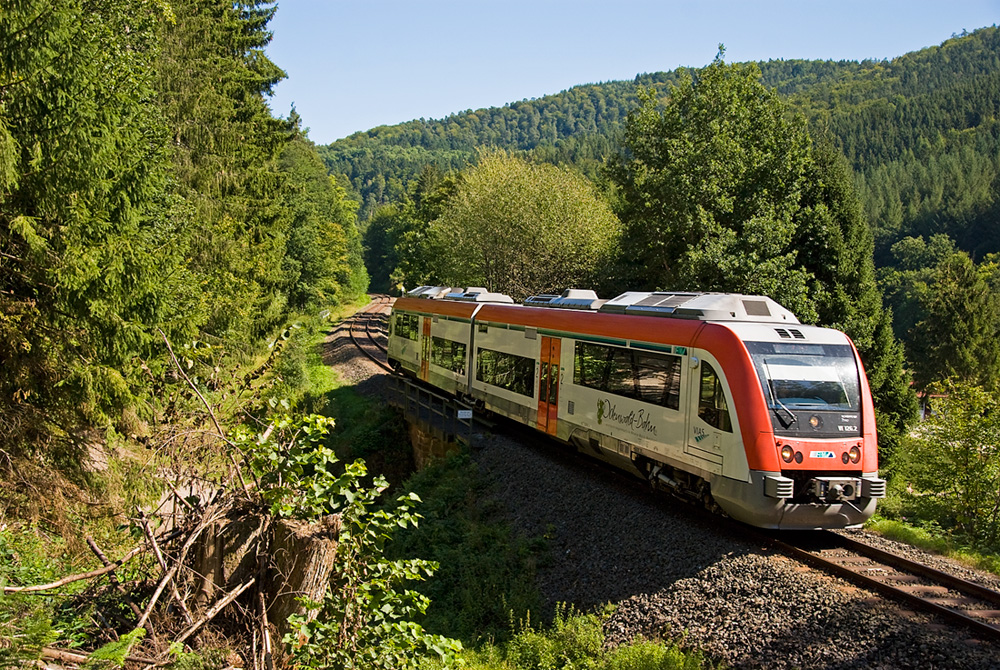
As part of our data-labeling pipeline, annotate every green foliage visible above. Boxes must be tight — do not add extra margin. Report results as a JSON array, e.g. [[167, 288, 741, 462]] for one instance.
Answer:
[[319, 80, 655, 221], [429, 149, 621, 299], [387, 453, 542, 644], [0, 0, 186, 444], [0, 527, 73, 665], [609, 54, 917, 452], [908, 253, 1000, 392], [246, 414, 342, 518], [608, 53, 815, 316], [157, 0, 291, 341], [0, 0, 368, 458], [245, 414, 462, 668], [866, 516, 1000, 576], [280, 118, 368, 308], [0, 596, 55, 668], [84, 628, 146, 670], [461, 606, 706, 670], [328, 27, 1000, 287], [893, 380, 1000, 548], [880, 234, 959, 339]]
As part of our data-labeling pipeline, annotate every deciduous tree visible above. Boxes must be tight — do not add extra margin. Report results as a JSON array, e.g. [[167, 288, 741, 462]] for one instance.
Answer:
[[608, 52, 815, 318], [429, 149, 620, 299], [608, 53, 917, 461]]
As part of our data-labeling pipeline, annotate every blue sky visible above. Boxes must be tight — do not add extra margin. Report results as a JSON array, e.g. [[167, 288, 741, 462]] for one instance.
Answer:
[[265, 1, 999, 145]]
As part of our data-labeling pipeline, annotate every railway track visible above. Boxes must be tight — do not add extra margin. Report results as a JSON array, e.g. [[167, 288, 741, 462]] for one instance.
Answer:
[[766, 529, 1000, 642], [347, 294, 393, 372]]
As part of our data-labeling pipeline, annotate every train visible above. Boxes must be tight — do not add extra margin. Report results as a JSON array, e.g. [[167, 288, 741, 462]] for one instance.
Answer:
[[386, 285, 885, 530]]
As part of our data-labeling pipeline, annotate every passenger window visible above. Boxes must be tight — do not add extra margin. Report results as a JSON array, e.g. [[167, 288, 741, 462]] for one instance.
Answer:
[[431, 336, 467, 374], [698, 362, 732, 432], [394, 313, 419, 341], [476, 348, 535, 398], [573, 342, 681, 410]]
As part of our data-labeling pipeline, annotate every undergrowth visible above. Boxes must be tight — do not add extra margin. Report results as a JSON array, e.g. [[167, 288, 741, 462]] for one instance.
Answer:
[[0, 303, 360, 666], [387, 451, 543, 645], [383, 452, 710, 668], [422, 605, 709, 670]]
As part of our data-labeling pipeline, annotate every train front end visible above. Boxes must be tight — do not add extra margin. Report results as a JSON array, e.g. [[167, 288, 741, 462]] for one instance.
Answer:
[[714, 322, 885, 529]]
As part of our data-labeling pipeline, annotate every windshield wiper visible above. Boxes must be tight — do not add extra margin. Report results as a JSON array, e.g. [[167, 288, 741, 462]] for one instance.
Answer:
[[770, 401, 797, 429], [763, 358, 797, 429]]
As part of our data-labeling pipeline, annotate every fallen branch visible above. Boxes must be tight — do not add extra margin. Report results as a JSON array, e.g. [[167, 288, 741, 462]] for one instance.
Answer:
[[3, 545, 146, 594], [259, 591, 274, 670], [173, 578, 256, 646], [139, 512, 194, 626], [164, 477, 197, 513], [41, 646, 159, 666], [137, 504, 225, 629], [87, 537, 144, 619]]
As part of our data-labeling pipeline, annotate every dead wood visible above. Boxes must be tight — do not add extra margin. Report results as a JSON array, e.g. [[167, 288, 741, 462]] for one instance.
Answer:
[[41, 646, 159, 666], [3, 544, 146, 594], [86, 537, 144, 620], [266, 515, 341, 638], [139, 513, 194, 626], [137, 503, 225, 629], [173, 578, 256, 646]]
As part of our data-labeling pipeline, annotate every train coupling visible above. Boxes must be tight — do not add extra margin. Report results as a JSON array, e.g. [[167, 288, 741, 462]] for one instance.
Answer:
[[808, 476, 863, 502]]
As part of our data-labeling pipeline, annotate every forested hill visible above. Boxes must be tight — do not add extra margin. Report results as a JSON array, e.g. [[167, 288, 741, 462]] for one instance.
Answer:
[[321, 26, 1000, 261]]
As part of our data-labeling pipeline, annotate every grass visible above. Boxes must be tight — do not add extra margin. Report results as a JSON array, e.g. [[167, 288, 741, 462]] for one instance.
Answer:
[[383, 451, 711, 669], [419, 605, 710, 670], [387, 452, 543, 645], [866, 515, 1000, 575]]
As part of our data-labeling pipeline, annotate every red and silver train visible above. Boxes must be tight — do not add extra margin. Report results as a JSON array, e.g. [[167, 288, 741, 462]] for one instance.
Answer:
[[387, 286, 886, 530]]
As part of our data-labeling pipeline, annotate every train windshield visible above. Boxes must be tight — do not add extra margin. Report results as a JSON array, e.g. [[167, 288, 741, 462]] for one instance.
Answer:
[[745, 342, 861, 411]]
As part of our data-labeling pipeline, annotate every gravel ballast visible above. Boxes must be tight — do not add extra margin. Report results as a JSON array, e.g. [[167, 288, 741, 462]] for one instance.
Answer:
[[471, 430, 1000, 669]]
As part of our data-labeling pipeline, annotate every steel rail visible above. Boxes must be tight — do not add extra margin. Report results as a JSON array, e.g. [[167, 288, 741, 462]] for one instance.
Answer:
[[363, 298, 389, 353], [347, 295, 393, 372], [765, 530, 1000, 641]]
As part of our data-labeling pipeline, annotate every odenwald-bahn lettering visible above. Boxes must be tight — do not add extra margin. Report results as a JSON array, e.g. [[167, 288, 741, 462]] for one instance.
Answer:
[[596, 398, 658, 436]]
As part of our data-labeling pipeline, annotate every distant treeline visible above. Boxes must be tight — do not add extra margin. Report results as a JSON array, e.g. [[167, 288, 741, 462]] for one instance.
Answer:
[[321, 26, 1000, 265]]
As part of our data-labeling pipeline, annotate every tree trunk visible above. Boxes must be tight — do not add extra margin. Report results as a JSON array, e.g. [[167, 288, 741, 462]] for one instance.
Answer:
[[266, 515, 341, 638]]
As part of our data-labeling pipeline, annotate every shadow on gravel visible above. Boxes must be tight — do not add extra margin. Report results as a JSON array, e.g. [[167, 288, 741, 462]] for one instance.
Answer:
[[473, 428, 756, 611], [480, 434, 1000, 669]]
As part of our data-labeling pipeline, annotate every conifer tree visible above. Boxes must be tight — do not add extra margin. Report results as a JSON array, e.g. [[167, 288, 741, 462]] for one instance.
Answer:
[[279, 119, 368, 307], [796, 142, 918, 463], [156, 0, 291, 340], [910, 252, 1000, 392], [0, 0, 187, 444]]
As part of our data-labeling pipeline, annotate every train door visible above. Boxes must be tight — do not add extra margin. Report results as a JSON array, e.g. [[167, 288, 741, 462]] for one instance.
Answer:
[[536, 336, 560, 435], [419, 316, 432, 381], [684, 357, 729, 475]]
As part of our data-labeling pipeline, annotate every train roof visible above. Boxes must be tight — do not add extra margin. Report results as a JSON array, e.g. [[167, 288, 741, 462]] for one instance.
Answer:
[[403, 287, 799, 324]]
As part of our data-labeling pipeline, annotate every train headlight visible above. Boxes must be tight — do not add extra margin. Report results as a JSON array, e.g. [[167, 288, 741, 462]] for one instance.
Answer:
[[808, 415, 822, 429], [781, 444, 794, 463], [849, 445, 861, 463]]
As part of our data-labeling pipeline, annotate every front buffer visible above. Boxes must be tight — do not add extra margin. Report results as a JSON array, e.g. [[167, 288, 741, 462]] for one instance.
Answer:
[[711, 469, 886, 529]]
